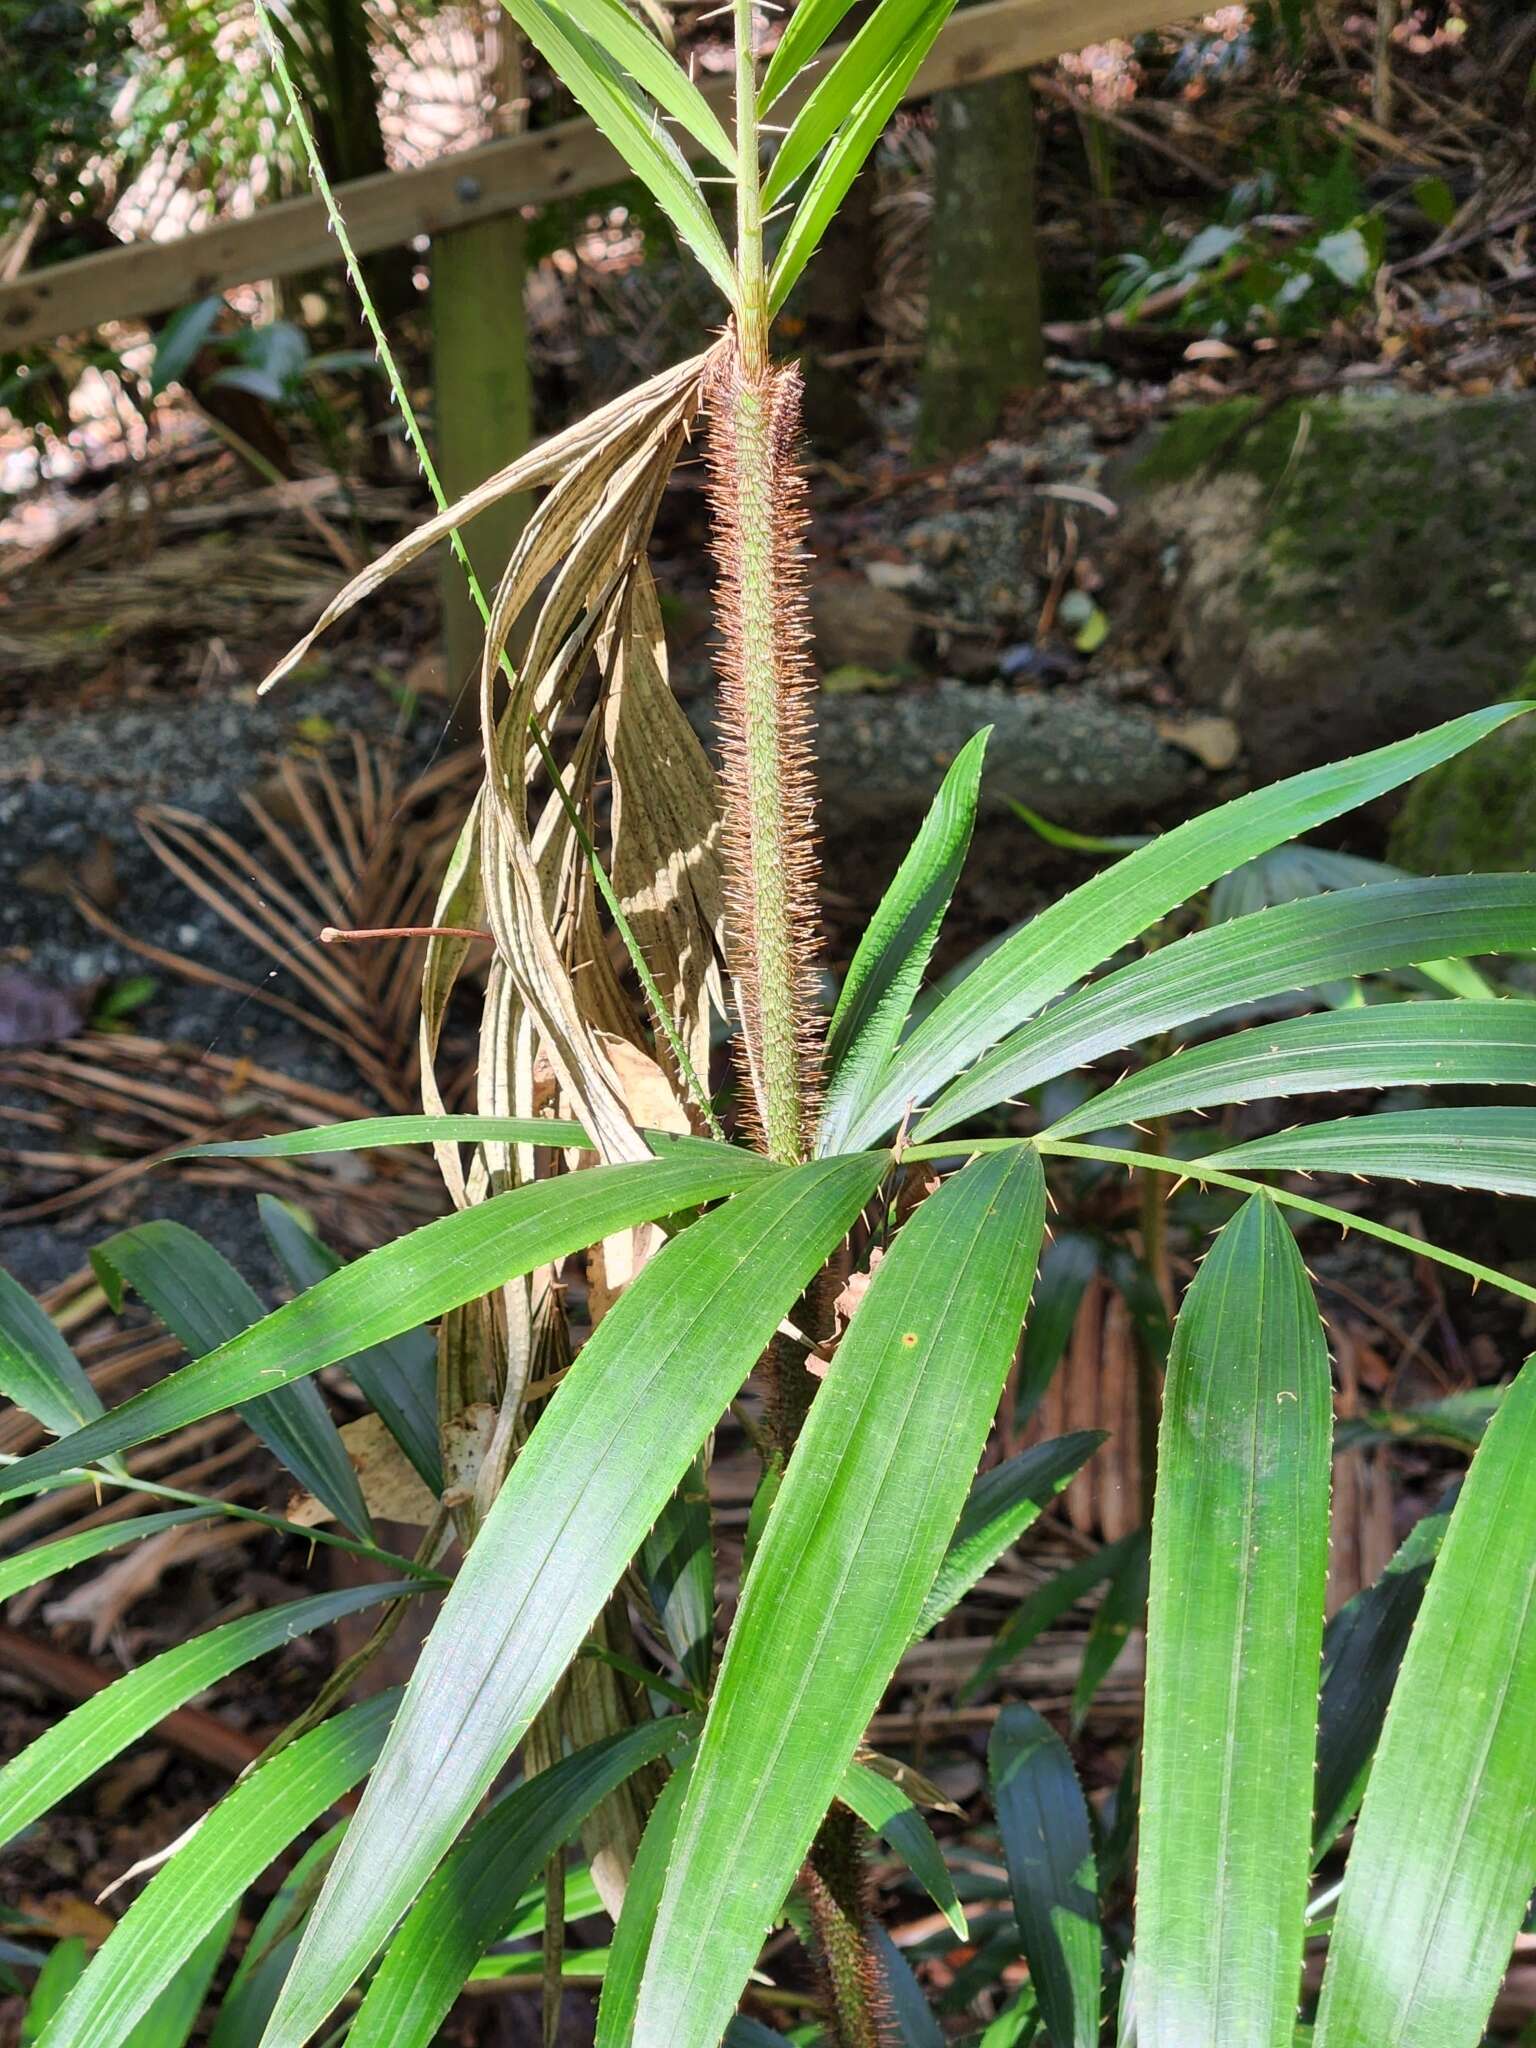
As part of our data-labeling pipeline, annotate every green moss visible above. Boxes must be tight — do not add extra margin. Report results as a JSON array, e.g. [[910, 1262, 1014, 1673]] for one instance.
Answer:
[[1388, 715, 1536, 875]]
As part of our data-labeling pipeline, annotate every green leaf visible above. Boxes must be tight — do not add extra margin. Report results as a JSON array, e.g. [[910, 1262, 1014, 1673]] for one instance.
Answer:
[[1138, 1195, 1331, 2048], [595, 1753, 695, 2048], [149, 297, 223, 395], [640, 1452, 714, 1694], [0, 1150, 772, 1500], [0, 1268, 102, 1436], [256, 1152, 882, 2048], [845, 704, 1529, 1147], [119, 1912, 236, 2048], [919, 874, 1536, 1137], [763, 0, 956, 206], [840, 1759, 965, 1939], [496, 0, 735, 299], [959, 1531, 1144, 1704], [1313, 1352, 1536, 2048], [1313, 1503, 1450, 1861], [1015, 1231, 1101, 1424], [989, 1704, 1100, 2048], [257, 1196, 441, 1494], [819, 729, 988, 1155], [759, 0, 858, 108], [38, 1696, 398, 2048], [1072, 1527, 1148, 1731], [873, 1925, 945, 2047], [914, 1433, 1104, 1638], [1007, 801, 1149, 856], [22, 1942, 87, 2045], [1204, 1107, 1536, 1197], [182, 1114, 592, 1158], [635, 1146, 1045, 2046], [548, 0, 737, 167], [0, 1507, 218, 1605], [768, 0, 951, 315], [206, 1824, 345, 2048], [0, 1582, 409, 1851], [1333, 1391, 1498, 1452], [90, 1222, 370, 1540], [348, 1718, 693, 2048], [1044, 1000, 1536, 1140]]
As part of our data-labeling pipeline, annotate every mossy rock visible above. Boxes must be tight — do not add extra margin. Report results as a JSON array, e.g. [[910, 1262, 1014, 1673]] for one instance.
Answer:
[[1388, 704, 1536, 874], [1123, 391, 1536, 774]]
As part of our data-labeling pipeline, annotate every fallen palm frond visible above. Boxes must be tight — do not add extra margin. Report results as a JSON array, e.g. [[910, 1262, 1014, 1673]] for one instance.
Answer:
[[0, 1029, 442, 1242]]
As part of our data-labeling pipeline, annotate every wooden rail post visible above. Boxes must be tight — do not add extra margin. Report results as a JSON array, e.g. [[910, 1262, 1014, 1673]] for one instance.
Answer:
[[432, 206, 532, 713]]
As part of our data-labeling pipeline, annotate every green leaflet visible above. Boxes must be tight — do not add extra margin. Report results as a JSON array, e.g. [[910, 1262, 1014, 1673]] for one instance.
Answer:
[[205, 1823, 346, 2048], [758, 0, 857, 106], [257, 1196, 441, 1494], [120, 1914, 235, 2048], [1137, 1195, 1331, 2048], [763, 0, 956, 205], [844, 704, 1528, 1147], [0, 1508, 217, 1605], [1205, 1106, 1536, 1197], [640, 1452, 714, 1695], [1015, 1230, 1102, 1424], [347, 1718, 694, 2048], [768, 0, 952, 315], [91, 1222, 370, 1540], [1043, 1000, 1536, 1139], [546, 0, 737, 167], [1312, 1503, 1450, 1862], [819, 729, 989, 1156], [595, 1753, 695, 2048], [840, 1759, 965, 1938], [874, 1925, 945, 2046], [1313, 1354, 1536, 2048], [988, 1704, 1101, 2048], [913, 1432, 1104, 1638], [959, 1531, 1144, 1705], [0, 1583, 410, 1851], [496, 0, 735, 299], [256, 1152, 883, 2048], [182, 1113, 593, 1157], [0, 1267, 102, 1436], [1072, 1528, 1148, 1731], [918, 874, 1536, 1138], [0, 1149, 772, 1500], [635, 1146, 1045, 2046], [37, 1695, 399, 2048]]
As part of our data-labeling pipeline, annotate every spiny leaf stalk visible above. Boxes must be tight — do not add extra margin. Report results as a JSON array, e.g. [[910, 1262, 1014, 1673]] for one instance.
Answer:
[[706, 338, 824, 1162]]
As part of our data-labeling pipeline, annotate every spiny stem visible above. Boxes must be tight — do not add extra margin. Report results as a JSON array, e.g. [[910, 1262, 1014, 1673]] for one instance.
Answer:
[[733, 0, 770, 374], [707, 349, 823, 1162]]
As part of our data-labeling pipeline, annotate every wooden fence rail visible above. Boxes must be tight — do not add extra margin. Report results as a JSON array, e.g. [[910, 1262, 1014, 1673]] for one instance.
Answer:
[[0, 0, 1195, 352]]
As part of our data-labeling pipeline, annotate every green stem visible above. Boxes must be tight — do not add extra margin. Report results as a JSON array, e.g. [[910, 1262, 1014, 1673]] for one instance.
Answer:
[[733, 0, 769, 374]]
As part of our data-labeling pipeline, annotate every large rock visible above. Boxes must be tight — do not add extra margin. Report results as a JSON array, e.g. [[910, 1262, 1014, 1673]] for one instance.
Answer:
[[692, 680, 1196, 834], [1387, 704, 1536, 873], [1120, 391, 1536, 775]]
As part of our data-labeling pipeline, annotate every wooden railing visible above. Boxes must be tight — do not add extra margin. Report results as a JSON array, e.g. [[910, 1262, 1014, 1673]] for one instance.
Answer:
[[0, 0, 1195, 351]]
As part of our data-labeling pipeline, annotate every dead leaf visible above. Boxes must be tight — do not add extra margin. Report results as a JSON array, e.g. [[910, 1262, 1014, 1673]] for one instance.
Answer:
[[0, 968, 85, 1048], [287, 1414, 441, 1528], [16, 1895, 115, 1945], [1157, 714, 1241, 772]]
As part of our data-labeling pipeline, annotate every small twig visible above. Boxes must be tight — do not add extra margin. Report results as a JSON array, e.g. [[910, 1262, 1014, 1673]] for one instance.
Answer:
[[320, 923, 493, 945]]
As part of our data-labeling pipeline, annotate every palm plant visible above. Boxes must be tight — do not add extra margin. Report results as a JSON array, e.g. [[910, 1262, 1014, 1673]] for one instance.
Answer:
[[4, 3, 1536, 2046]]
